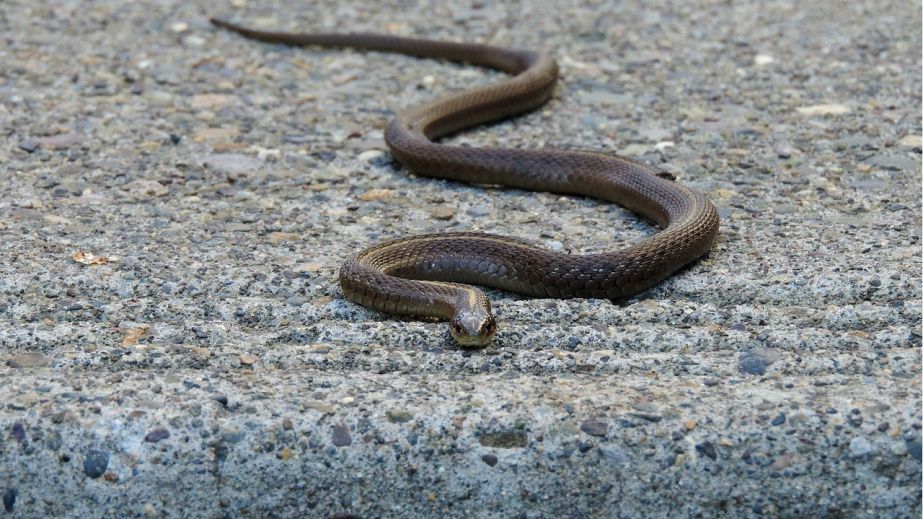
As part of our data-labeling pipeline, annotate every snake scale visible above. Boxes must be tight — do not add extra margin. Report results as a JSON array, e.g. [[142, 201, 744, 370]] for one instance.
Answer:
[[211, 18, 720, 347]]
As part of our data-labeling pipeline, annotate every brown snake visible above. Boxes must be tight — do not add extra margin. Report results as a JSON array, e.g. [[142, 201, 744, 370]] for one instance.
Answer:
[[211, 18, 720, 347]]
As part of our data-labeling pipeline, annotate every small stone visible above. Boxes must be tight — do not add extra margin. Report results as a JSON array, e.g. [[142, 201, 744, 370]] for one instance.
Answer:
[[357, 188, 396, 201], [143, 503, 158, 518], [906, 440, 922, 461], [144, 427, 171, 443], [3, 489, 15, 513], [430, 207, 455, 220], [849, 436, 872, 457], [796, 104, 851, 116], [268, 232, 300, 244], [221, 426, 244, 443], [332, 424, 352, 447], [282, 417, 294, 430], [753, 54, 774, 66], [18, 132, 82, 152], [738, 347, 781, 375], [304, 401, 334, 414], [386, 410, 414, 423], [238, 354, 258, 365], [695, 441, 717, 460], [481, 453, 498, 467], [202, 153, 262, 176], [357, 149, 385, 162], [771, 413, 786, 426], [9, 352, 50, 368], [84, 449, 109, 479], [580, 419, 608, 437], [682, 419, 697, 431], [11, 423, 25, 443], [898, 135, 922, 148], [890, 441, 908, 456], [277, 447, 293, 460], [477, 430, 528, 448]]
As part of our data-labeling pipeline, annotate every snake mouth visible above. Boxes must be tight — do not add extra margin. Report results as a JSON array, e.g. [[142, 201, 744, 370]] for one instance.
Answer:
[[450, 314, 497, 347]]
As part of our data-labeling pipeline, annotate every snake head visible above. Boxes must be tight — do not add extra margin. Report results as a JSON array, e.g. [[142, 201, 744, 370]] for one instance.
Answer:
[[450, 311, 497, 347]]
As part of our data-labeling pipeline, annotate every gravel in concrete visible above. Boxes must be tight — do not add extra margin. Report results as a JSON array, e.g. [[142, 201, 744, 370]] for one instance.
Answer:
[[1, 0, 920, 517]]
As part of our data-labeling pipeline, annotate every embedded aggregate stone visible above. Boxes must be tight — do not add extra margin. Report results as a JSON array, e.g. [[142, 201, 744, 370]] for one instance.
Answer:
[[0, 0, 919, 517]]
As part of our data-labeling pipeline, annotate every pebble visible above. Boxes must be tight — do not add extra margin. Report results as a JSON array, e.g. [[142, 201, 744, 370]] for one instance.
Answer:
[[386, 410, 414, 423], [2, 489, 14, 513], [738, 347, 781, 375], [848, 436, 872, 457], [695, 441, 717, 460], [481, 454, 498, 467], [771, 413, 786, 426], [796, 104, 851, 116], [83, 449, 109, 479], [144, 427, 171, 443], [477, 430, 528, 448], [8, 352, 50, 368], [332, 425, 352, 447], [357, 150, 386, 162], [11, 423, 25, 444], [580, 419, 608, 437], [201, 153, 263, 176], [906, 440, 922, 461], [429, 207, 455, 220], [17, 132, 83, 152]]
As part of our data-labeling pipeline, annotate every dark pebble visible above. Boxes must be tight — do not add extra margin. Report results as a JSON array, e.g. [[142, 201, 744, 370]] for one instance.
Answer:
[[211, 394, 229, 407], [2, 489, 14, 513], [877, 422, 890, 432], [906, 440, 922, 462], [738, 350, 768, 375], [18, 139, 40, 152], [580, 419, 608, 437], [144, 427, 171, 443], [332, 424, 352, 447], [695, 441, 717, 460], [11, 422, 26, 444], [84, 449, 109, 479], [477, 430, 528, 448], [771, 413, 786, 426], [214, 443, 229, 462], [481, 453, 498, 466]]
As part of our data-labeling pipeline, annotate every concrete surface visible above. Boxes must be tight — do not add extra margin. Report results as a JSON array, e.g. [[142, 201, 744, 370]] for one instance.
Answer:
[[1, 0, 920, 517]]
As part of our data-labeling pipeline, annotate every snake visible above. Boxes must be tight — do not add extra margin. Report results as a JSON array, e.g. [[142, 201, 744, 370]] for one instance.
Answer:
[[210, 18, 720, 347]]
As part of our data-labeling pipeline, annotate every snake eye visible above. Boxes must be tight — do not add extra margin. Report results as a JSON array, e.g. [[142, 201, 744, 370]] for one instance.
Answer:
[[483, 319, 496, 334]]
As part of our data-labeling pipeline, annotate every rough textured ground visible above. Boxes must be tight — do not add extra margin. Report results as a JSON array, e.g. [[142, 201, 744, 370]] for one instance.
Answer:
[[1, 0, 921, 517]]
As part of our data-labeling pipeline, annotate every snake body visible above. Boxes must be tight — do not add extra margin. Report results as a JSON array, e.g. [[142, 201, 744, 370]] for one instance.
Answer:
[[211, 19, 720, 347]]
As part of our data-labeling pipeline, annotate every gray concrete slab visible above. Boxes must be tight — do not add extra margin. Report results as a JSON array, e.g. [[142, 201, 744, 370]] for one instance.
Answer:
[[1, 0, 920, 517]]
